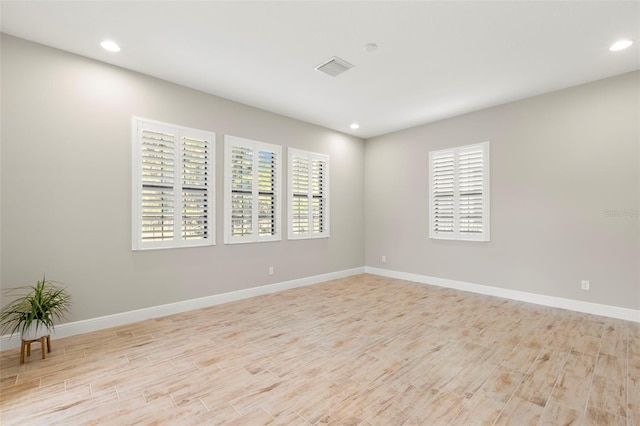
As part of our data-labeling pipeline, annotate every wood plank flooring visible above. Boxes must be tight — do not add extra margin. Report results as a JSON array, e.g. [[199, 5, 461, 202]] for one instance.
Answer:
[[1, 274, 638, 425]]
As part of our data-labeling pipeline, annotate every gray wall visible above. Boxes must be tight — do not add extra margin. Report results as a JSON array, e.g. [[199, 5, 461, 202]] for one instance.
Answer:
[[2, 34, 638, 326], [365, 71, 640, 310], [0, 35, 365, 322]]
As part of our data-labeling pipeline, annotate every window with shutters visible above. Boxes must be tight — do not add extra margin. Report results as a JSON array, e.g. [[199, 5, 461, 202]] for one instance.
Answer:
[[429, 142, 490, 241], [224, 135, 281, 244], [288, 149, 330, 240], [132, 117, 215, 250]]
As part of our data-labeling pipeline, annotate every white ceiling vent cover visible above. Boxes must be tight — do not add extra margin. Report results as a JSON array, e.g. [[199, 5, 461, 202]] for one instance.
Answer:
[[315, 56, 354, 77]]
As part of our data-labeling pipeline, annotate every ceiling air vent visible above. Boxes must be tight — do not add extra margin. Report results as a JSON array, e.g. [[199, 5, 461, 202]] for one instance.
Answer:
[[315, 56, 354, 77]]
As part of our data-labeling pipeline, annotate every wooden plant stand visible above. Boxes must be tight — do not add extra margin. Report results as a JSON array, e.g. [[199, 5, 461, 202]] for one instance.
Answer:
[[20, 335, 51, 364]]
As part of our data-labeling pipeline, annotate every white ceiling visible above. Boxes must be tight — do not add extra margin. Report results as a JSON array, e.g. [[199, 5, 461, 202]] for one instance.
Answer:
[[1, 1, 638, 138]]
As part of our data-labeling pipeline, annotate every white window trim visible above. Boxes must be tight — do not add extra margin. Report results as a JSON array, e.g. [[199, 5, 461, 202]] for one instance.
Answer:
[[132, 117, 215, 250], [224, 135, 282, 244], [288, 148, 330, 240], [429, 141, 490, 242]]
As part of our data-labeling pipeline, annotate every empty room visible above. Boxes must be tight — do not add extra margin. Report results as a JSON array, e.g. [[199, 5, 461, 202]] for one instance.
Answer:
[[0, 1, 638, 425]]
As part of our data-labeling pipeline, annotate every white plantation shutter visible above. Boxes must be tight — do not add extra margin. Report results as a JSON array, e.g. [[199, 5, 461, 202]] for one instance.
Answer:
[[291, 156, 310, 234], [257, 149, 277, 236], [140, 127, 176, 243], [431, 151, 455, 236], [225, 136, 281, 244], [311, 159, 327, 233], [458, 145, 486, 237], [181, 134, 211, 240], [288, 149, 329, 239], [133, 118, 215, 250], [230, 145, 254, 237], [429, 142, 489, 241]]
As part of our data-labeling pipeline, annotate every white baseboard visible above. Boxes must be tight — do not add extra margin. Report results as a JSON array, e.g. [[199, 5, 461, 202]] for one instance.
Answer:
[[0, 267, 365, 351], [3, 266, 636, 352], [365, 267, 640, 323]]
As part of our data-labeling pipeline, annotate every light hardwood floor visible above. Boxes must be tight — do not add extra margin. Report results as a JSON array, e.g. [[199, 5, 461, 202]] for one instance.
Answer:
[[1, 274, 638, 425]]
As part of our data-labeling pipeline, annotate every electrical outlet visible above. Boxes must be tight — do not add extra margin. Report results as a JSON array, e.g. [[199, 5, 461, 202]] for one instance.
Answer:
[[381, 255, 386, 263], [581, 280, 589, 290], [269, 266, 274, 275]]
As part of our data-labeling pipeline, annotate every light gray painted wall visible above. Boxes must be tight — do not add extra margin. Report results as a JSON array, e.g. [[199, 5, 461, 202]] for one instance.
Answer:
[[365, 71, 640, 310], [2, 33, 638, 324], [0, 35, 365, 321]]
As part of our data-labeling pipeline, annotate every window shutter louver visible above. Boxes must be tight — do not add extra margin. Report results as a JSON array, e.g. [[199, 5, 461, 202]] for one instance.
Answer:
[[288, 149, 329, 240], [133, 118, 215, 250], [181, 135, 210, 240], [291, 156, 310, 234], [311, 159, 326, 233], [257, 149, 277, 236], [429, 142, 489, 241], [225, 136, 281, 244], [140, 128, 176, 243], [230, 145, 254, 237], [431, 152, 455, 236], [458, 146, 485, 236]]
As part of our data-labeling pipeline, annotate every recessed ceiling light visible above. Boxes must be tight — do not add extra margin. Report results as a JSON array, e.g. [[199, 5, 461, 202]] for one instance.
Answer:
[[609, 39, 633, 51], [100, 40, 121, 52], [363, 43, 378, 53], [350, 123, 360, 130]]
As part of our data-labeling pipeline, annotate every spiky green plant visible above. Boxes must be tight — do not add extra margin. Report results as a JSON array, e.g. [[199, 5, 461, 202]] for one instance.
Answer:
[[0, 276, 71, 338]]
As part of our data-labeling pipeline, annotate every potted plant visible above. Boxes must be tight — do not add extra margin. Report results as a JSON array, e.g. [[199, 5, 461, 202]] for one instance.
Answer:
[[0, 276, 71, 340]]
